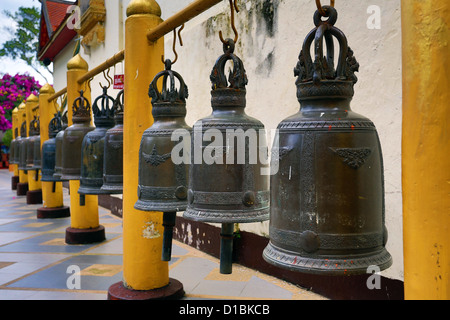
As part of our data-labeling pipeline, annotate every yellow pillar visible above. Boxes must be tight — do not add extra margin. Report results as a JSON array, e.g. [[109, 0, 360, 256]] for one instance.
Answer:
[[108, 0, 183, 300], [37, 84, 70, 219], [65, 54, 103, 244], [402, 0, 450, 300], [24, 94, 42, 204]]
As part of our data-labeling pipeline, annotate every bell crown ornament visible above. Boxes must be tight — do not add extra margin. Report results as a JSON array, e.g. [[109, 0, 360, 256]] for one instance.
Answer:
[[92, 86, 115, 127], [72, 90, 91, 123], [48, 112, 63, 139], [294, 6, 359, 101]]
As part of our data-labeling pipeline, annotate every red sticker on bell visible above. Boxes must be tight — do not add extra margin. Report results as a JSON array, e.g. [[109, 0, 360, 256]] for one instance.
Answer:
[[114, 75, 124, 89]]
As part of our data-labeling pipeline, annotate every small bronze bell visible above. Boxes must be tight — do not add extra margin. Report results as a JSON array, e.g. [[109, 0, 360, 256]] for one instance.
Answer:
[[78, 86, 115, 198], [41, 113, 64, 182], [9, 128, 19, 165], [18, 121, 28, 173], [100, 89, 124, 194], [183, 39, 270, 273], [61, 90, 95, 180], [135, 60, 191, 261], [53, 111, 68, 180], [263, 5, 392, 275]]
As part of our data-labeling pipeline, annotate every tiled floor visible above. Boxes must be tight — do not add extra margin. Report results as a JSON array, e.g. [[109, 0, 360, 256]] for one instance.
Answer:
[[0, 169, 326, 300]]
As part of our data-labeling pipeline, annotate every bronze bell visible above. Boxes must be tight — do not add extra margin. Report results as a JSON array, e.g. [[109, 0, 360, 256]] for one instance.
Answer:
[[78, 86, 115, 197], [183, 39, 270, 273], [135, 60, 191, 261], [53, 110, 68, 180], [100, 89, 124, 194], [61, 90, 95, 180], [32, 118, 41, 171], [18, 120, 28, 172], [263, 6, 392, 275], [26, 117, 39, 169], [41, 113, 63, 182]]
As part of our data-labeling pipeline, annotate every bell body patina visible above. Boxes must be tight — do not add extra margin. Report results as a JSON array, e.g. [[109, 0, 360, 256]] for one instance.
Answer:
[[184, 41, 270, 224], [61, 91, 95, 180], [78, 87, 115, 195], [18, 121, 28, 172], [263, 6, 392, 275], [10, 128, 20, 165], [53, 112, 68, 180], [41, 113, 64, 182], [26, 117, 40, 170], [135, 62, 191, 212], [101, 90, 124, 194]]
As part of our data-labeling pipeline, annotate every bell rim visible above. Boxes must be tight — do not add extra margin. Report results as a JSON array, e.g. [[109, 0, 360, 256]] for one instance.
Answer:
[[78, 186, 112, 195], [134, 199, 187, 212], [100, 184, 123, 194], [183, 207, 270, 224], [262, 242, 392, 276]]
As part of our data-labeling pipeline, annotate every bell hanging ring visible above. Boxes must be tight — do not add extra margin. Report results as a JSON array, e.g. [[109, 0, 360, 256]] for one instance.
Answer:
[[78, 86, 116, 200], [135, 59, 191, 261], [263, 5, 392, 275], [101, 89, 124, 194], [61, 90, 95, 181]]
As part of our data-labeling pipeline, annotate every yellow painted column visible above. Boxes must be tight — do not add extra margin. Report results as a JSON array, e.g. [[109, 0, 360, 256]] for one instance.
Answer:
[[65, 54, 102, 243], [37, 84, 69, 218], [401, 0, 450, 300], [108, 0, 183, 300], [25, 94, 41, 192], [11, 107, 19, 176]]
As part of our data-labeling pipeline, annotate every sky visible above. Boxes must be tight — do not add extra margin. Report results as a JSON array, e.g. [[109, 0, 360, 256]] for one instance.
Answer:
[[0, 0, 53, 85]]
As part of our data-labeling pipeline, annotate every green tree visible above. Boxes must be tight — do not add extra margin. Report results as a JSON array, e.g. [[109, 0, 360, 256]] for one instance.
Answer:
[[0, 6, 51, 83]]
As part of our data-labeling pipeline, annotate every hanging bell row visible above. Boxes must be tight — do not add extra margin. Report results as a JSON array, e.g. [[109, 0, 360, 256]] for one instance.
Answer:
[[41, 112, 64, 183], [133, 5, 392, 277]]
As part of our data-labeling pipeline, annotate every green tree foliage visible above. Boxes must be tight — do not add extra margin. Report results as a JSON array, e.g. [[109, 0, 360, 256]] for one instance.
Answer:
[[0, 6, 51, 83]]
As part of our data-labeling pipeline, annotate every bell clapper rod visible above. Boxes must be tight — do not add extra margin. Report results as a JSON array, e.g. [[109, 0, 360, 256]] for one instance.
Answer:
[[161, 211, 177, 261], [220, 223, 234, 274]]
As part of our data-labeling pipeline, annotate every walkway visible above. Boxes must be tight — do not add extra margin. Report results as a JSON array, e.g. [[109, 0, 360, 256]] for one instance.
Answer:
[[0, 169, 325, 301]]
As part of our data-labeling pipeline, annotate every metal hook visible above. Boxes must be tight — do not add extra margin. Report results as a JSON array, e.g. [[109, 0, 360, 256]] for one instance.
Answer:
[[316, 0, 335, 16], [161, 24, 184, 65], [219, 0, 239, 44], [83, 77, 93, 93], [99, 69, 112, 89]]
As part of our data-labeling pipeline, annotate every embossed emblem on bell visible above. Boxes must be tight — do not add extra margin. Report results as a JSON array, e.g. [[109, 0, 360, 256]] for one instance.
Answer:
[[78, 86, 116, 196], [262, 5, 392, 275], [53, 110, 68, 180], [61, 90, 95, 180], [183, 36, 270, 273], [41, 113, 64, 182], [100, 89, 124, 194], [134, 59, 191, 261]]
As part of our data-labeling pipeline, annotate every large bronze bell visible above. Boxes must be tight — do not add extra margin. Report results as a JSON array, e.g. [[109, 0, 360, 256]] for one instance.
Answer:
[[101, 89, 124, 194], [183, 39, 270, 273], [263, 6, 392, 275], [41, 113, 64, 182], [78, 86, 115, 197], [53, 111, 68, 180], [135, 60, 191, 261], [61, 90, 95, 180]]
